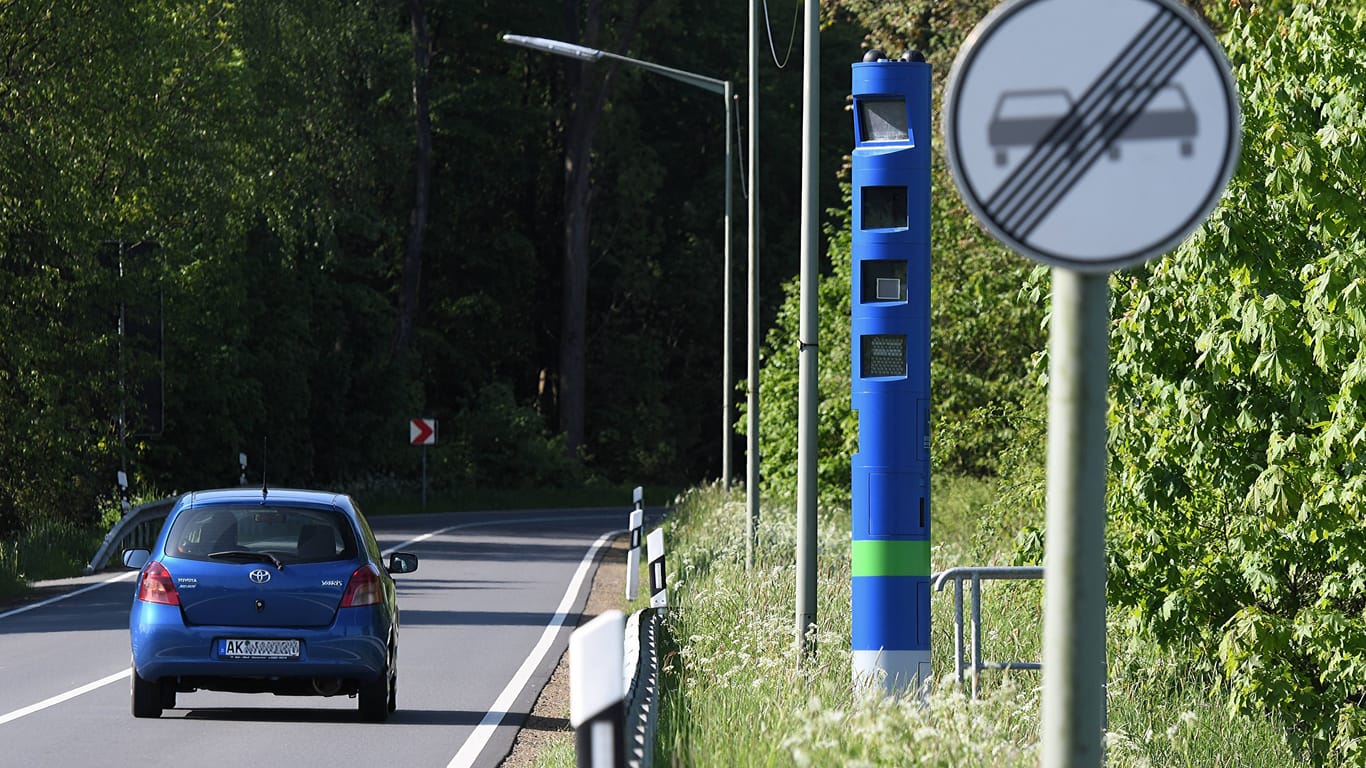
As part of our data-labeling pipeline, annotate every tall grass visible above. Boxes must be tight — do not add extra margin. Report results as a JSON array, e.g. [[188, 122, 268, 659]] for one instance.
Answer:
[[0, 517, 105, 599], [650, 482, 1302, 767]]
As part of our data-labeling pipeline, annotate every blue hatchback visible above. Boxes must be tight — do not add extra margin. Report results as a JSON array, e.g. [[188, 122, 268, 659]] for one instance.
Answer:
[[123, 488, 418, 721]]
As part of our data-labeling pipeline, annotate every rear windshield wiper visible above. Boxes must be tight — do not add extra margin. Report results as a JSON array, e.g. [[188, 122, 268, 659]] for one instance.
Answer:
[[208, 550, 285, 570]]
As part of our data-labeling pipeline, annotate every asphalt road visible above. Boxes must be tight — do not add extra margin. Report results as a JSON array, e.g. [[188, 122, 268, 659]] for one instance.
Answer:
[[0, 507, 630, 768]]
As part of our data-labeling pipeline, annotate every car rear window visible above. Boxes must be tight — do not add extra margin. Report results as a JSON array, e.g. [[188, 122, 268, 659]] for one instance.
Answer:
[[166, 505, 358, 564]]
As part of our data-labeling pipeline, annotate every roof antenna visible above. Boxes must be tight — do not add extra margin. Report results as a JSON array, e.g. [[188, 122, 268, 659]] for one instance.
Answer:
[[261, 436, 269, 502]]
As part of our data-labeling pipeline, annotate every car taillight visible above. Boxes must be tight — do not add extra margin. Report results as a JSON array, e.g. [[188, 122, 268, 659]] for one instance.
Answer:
[[137, 561, 180, 606], [340, 564, 382, 607]]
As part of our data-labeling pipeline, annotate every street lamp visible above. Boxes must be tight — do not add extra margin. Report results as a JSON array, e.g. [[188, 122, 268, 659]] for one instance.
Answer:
[[503, 33, 737, 488]]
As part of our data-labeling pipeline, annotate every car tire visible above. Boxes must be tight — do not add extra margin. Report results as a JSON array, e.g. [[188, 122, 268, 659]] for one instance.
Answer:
[[160, 680, 177, 710], [131, 663, 163, 718], [387, 667, 398, 714], [358, 669, 390, 722], [387, 640, 400, 713]]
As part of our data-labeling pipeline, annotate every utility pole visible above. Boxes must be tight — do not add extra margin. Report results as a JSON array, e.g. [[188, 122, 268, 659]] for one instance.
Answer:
[[795, 0, 820, 655]]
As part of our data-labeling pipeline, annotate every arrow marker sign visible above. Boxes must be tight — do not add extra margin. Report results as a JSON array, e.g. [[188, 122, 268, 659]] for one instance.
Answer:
[[410, 418, 437, 446]]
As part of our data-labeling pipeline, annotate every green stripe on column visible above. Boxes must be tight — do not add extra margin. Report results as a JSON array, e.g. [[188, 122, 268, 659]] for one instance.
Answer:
[[851, 539, 931, 577]]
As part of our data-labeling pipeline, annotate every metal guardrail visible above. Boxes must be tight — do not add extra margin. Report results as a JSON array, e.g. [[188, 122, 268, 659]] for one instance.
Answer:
[[623, 607, 660, 768], [932, 565, 1044, 698], [84, 495, 181, 574]]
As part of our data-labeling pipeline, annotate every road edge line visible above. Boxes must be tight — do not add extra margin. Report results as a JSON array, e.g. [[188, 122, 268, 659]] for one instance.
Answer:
[[445, 529, 619, 768]]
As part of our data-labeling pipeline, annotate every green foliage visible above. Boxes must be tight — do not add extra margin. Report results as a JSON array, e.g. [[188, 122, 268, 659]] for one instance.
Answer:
[[753, 202, 858, 504], [1108, 2, 1366, 761], [437, 382, 583, 489], [0, 516, 103, 598]]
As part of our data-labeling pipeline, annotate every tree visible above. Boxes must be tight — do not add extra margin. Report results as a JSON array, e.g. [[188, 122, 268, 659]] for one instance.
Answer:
[[553, 0, 655, 459], [394, 0, 434, 358], [1108, 2, 1366, 759]]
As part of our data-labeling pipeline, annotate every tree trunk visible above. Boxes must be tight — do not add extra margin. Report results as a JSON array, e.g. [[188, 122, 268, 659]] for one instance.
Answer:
[[555, 0, 652, 460], [394, 0, 432, 358]]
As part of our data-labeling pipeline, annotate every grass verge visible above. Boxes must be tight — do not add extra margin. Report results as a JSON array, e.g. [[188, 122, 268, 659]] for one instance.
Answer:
[[0, 518, 105, 600], [647, 481, 1302, 767]]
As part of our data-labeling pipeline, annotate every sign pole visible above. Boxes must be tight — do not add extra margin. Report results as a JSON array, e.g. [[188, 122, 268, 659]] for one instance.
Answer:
[[794, 0, 820, 656], [421, 445, 428, 510], [1041, 269, 1109, 767]]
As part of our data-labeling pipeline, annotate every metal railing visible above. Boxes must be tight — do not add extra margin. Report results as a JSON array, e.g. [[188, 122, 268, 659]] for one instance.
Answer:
[[932, 565, 1044, 698], [85, 495, 181, 574], [623, 607, 661, 768]]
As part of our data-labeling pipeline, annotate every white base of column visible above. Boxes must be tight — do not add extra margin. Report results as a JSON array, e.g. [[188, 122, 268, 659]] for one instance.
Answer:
[[853, 649, 932, 699]]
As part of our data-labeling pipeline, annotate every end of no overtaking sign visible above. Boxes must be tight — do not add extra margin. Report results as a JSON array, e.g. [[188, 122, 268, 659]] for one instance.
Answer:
[[943, 0, 1240, 272]]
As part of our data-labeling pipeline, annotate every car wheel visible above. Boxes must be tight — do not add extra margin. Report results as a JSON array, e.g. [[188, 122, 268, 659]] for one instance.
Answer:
[[131, 663, 163, 718], [160, 680, 177, 710], [387, 666, 398, 713], [387, 640, 400, 713], [358, 669, 390, 722]]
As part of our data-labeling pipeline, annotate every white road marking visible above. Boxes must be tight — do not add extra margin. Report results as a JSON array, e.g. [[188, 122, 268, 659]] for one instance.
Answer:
[[0, 669, 130, 726], [446, 529, 618, 768], [0, 571, 136, 620]]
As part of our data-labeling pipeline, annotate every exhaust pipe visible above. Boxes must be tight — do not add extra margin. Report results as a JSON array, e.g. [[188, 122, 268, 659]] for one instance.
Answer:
[[312, 677, 344, 696]]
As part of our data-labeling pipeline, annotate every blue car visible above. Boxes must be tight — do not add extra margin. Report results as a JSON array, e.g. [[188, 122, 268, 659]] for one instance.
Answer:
[[122, 488, 418, 721]]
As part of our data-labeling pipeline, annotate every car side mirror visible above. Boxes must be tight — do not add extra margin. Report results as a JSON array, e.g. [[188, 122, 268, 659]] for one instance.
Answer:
[[387, 552, 418, 575], [122, 549, 151, 570]]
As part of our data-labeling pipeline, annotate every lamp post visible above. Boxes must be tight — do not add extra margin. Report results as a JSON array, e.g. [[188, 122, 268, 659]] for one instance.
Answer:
[[503, 34, 737, 488]]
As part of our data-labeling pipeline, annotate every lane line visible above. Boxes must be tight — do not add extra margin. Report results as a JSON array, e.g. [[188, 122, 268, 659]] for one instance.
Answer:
[[0, 669, 130, 726], [446, 529, 619, 768], [380, 512, 621, 556], [0, 571, 137, 620]]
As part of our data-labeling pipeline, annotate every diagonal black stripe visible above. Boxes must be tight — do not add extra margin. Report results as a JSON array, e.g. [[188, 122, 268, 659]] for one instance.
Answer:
[[983, 8, 1185, 229], [984, 9, 1178, 223], [1006, 36, 1200, 239], [993, 19, 1188, 232], [1003, 24, 1201, 237], [978, 5, 1202, 239], [983, 10, 1174, 222]]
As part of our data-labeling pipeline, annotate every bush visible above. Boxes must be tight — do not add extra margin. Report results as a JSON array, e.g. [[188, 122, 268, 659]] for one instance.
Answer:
[[0, 516, 104, 597], [1108, 3, 1366, 761], [436, 382, 583, 489]]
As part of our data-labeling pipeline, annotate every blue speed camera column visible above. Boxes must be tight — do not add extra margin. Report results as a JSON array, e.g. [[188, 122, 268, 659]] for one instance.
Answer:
[[850, 51, 932, 695]]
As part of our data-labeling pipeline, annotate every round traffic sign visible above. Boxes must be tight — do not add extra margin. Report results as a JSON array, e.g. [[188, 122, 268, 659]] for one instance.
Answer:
[[943, 0, 1240, 272]]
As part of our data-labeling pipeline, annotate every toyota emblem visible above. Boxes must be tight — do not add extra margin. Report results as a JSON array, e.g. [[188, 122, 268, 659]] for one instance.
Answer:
[[248, 568, 272, 584]]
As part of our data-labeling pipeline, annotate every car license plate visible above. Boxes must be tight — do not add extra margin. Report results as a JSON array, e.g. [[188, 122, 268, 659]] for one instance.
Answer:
[[218, 638, 301, 659]]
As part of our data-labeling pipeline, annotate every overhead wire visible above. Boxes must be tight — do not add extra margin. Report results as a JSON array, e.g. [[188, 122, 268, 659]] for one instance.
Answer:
[[762, 0, 800, 69], [733, 94, 749, 200]]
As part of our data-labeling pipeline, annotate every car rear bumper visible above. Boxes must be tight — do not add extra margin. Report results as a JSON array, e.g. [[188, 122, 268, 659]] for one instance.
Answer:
[[130, 602, 391, 684]]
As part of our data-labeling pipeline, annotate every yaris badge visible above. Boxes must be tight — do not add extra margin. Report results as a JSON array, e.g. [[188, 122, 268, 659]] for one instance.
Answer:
[[249, 569, 272, 584]]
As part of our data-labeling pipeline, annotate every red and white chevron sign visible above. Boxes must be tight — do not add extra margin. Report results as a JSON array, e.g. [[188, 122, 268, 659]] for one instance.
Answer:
[[409, 418, 437, 446]]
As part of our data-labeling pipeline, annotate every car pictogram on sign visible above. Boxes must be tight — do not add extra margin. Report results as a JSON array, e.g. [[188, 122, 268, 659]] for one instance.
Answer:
[[989, 88, 1074, 166], [1102, 83, 1197, 159], [989, 84, 1198, 167]]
